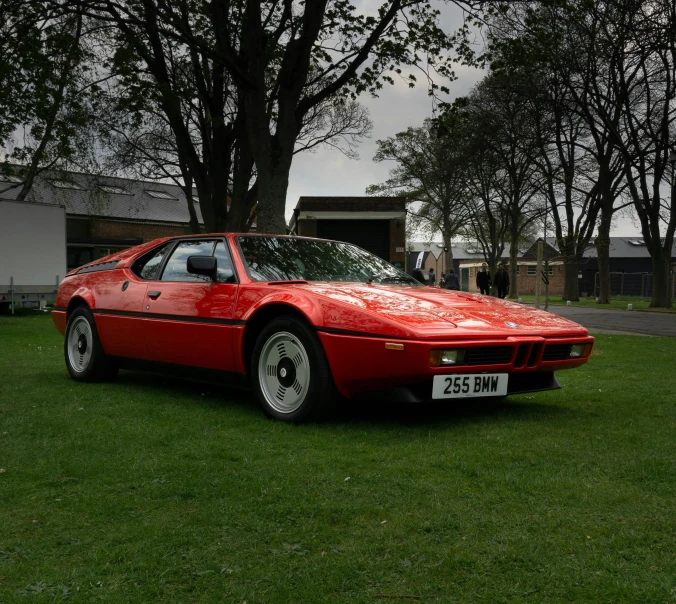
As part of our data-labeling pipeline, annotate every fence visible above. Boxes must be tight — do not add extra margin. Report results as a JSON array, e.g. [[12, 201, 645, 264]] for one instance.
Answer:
[[593, 271, 676, 298]]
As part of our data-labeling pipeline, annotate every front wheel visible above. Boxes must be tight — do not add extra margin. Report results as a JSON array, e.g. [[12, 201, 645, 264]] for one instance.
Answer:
[[251, 316, 337, 423], [64, 306, 119, 382]]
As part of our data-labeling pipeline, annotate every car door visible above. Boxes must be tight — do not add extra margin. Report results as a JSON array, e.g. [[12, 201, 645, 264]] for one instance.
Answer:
[[91, 242, 172, 359], [140, 238, 239, 371]]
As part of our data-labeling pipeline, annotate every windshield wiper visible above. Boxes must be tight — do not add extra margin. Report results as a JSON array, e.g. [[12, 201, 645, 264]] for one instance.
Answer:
[[375, 276, 415, 284], [267, 279, 308, 285]]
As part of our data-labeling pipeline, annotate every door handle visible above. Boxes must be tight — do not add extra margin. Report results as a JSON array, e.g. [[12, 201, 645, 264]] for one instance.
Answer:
[[148, 291, 162, 300]]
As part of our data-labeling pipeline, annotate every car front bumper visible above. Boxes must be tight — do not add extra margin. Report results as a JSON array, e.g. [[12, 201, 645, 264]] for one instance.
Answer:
[[317, 330, 593, 399]]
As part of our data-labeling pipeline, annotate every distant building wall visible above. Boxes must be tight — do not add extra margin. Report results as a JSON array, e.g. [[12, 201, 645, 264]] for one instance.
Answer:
[[90, 219, 188, 242], [461, 263, 566, 296]]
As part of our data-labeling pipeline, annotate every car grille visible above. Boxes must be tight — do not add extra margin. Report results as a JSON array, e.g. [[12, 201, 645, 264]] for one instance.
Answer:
[[465, 346, 513, 365], [542, 344, 572, 361]]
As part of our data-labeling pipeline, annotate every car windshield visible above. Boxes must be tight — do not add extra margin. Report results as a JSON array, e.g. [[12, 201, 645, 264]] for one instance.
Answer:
[[237, 236, 421, 285]]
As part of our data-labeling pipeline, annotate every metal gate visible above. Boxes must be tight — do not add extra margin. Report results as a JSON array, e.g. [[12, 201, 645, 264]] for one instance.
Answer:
[[317, 219, 390, 261], [593, 271, 676, 297]]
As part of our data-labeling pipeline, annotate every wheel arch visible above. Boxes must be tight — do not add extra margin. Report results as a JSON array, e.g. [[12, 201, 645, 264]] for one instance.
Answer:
[[66, 295, 91, 317], [242, 303, 318, 375]]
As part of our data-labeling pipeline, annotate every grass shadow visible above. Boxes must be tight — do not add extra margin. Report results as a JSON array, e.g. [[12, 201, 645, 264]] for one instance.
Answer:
[[336, 396, 574, 427], [100, 368, 576, 429], [114, 368, 259, 415]]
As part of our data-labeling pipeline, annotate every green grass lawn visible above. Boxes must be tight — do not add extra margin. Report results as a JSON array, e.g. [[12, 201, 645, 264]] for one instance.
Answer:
[[1, 313, 675, 602], [516, 294, 676, 313]]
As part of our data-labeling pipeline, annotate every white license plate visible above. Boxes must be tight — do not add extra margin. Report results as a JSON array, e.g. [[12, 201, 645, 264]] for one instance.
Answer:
[[432, 373, 508, 399]]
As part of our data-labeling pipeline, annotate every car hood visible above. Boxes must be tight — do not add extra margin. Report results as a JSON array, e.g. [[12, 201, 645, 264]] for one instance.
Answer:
[[292, 282, 588, 337]]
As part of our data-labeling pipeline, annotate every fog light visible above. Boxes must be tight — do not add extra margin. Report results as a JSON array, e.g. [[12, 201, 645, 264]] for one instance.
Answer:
[[430, 349, 465, 367], [570, 344, 585, 358]]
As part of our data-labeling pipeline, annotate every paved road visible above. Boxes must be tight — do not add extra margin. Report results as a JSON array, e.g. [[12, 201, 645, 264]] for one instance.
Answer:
[[536, 305, 676, 337]]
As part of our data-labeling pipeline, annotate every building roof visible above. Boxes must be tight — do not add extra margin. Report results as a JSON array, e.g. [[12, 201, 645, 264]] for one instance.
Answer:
[[409, 237, 676, 260], [408, 240, 514, 260], [581, 237, 676, 259], [0, 166, 204, 225]]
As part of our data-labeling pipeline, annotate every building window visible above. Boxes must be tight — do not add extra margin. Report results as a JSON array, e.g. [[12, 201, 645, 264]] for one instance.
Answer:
[[527, 266, 537, 275], [51, 180, 85, 190], [146, 189, 177, 200], [516, 266, 520, 276], [0, 173, 22, 183], [67, 247, 94, 270], [548, 266, 554, 275], [100, 185, 132, 195]]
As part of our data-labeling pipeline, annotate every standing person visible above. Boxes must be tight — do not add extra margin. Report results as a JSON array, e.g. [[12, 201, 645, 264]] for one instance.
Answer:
[[428, 267, 435, 286], [412, 268, 427, 284], [444, 268, 460, 290], [476, 263, 491, 295], [494, 262, 510, 298], [439, 272, 446, 287]]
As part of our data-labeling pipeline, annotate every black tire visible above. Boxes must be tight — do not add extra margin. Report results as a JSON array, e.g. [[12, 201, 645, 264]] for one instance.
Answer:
[[251, 315, 338, 423], [64, 306, 119, 382]]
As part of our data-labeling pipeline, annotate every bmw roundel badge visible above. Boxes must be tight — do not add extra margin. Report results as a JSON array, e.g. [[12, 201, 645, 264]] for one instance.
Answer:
[[505, 321, 520, 328]]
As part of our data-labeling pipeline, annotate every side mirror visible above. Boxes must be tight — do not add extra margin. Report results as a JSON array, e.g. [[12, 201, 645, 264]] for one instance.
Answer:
[[187, 255, 217, 280]]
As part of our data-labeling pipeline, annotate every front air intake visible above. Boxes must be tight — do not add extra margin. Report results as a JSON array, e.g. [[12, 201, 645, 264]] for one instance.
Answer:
[[542, 344, 573, 361], [464, 346, 513, 365]]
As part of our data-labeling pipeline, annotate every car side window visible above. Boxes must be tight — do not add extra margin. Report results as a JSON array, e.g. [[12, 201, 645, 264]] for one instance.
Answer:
[[133, 243, 172, 281], [161, 240, 216, 282], [214, 241, 236, 283]]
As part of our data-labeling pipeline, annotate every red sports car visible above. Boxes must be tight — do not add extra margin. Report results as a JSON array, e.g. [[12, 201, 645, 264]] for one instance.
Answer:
[[52, 234, 593, 422]]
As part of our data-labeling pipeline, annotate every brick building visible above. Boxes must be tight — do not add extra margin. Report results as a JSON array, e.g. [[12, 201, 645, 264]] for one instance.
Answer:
[[408, 240, 565, 294], [289, 197, 407, 267], [1, 169, 203, 270], [409, 237, 675, 296]]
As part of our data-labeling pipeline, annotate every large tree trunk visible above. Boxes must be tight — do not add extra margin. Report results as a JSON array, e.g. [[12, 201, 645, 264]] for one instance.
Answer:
[[562, 256, 580, 302], [442, 228, 453, 275], [255, 151, 294, 234], [508, 222, 519, 299], [595, 161, 614, 304], [227, 113, 257, 232], [650, 247, 673, 308], [596, 212, 612, 304]]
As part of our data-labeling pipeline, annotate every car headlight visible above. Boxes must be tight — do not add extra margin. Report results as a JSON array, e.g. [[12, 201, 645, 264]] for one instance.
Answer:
[[570, 344, 592, 358], [430, 349, 465, 367]]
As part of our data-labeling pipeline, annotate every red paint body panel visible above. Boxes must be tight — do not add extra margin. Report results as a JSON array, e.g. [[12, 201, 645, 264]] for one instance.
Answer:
[[140, 281, 237, 370], [53, 233, 594, 400], [52, 310, 67, 334], [91, 269, 148, 359]]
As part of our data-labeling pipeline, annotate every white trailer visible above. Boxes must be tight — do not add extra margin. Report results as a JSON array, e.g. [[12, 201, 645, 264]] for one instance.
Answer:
[[0, 199, 67, 313]]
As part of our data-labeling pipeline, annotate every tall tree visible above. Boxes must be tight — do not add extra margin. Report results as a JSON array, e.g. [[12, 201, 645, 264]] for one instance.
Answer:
[[55, 0, 476, 233], [0, 2, 99, 199], [368, 117, 470, 271], [462, 72, 544, 298], [492, 0, 674, 307]]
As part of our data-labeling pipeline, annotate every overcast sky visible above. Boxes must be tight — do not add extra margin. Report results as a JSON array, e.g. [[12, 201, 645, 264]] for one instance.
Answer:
[[284, 1, 642, 238]]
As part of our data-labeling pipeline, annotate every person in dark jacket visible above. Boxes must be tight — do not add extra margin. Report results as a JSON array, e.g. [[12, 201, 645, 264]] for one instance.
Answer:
[[412, 268, 427, 284], [428, 267, 435, 286], [444, 268, 460, 290], [494, 262, 510, 298], [476, 263, 491, 295]]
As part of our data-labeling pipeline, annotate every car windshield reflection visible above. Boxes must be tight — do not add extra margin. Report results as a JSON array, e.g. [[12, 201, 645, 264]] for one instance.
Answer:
[[237, 236, 421, 286]]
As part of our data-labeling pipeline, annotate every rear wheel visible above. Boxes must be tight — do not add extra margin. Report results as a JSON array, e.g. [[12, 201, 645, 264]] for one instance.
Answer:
[[64, 307, 119, 382], [252, 316, 337, 423]]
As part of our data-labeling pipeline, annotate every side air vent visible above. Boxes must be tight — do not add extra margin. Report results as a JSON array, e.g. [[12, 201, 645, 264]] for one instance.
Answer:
[[78, 260, 120, 274]]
